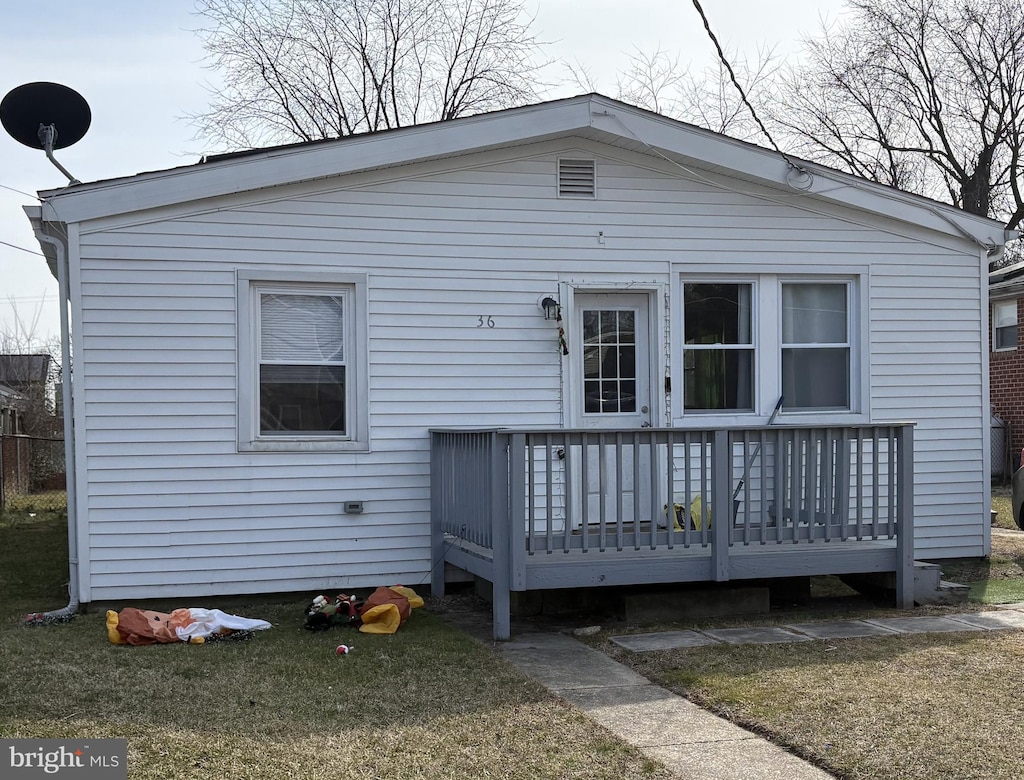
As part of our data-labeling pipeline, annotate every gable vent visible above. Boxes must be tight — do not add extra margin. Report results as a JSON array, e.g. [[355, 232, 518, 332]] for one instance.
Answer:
[[558, 158, 596, 197]]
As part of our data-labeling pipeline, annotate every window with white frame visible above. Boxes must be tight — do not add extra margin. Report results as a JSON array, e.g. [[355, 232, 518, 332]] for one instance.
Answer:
[[681, 275, 859, 416], [993, 299, 1018, 351], [259, 291, 348, 434], [781, 282, 851, 410], [683, 282, 755, 411], [238, 272, 367, 451]]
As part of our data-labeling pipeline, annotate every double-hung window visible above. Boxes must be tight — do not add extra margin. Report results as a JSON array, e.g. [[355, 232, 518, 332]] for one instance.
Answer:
[[782, 282, 851, 411], [680, 274, 862, 418], [238, 271, 368, 451], [683, 282, 755, 411], [993, 299, 1018, 351]]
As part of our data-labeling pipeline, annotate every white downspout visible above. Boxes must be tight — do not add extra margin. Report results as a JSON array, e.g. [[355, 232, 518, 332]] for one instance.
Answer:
[[26, 222, 79, 622]]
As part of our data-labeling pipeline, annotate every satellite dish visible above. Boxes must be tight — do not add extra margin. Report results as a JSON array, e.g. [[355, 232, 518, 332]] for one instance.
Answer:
[[1, 82, 91, 184]]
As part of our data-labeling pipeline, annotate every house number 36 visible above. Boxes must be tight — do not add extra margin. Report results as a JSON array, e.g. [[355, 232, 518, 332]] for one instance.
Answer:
[[477, 315, 496, 328]]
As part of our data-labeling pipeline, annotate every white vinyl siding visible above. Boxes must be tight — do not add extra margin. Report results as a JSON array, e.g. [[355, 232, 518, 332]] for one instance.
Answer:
[[69, 139, 991, 601]]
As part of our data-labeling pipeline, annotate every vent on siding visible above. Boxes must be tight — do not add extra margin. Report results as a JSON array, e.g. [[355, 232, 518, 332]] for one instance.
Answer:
[[558, 158, 596, 198]]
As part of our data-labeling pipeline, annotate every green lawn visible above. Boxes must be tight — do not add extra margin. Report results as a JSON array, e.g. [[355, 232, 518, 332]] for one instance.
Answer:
[[0, 510, 669, 780]]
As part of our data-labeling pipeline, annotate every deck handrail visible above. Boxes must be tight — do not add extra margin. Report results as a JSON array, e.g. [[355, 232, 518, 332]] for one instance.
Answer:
[[430, 422, 915, 616]]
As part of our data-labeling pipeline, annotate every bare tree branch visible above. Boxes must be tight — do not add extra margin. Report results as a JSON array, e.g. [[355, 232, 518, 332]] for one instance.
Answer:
[[773, 0, 1024, 232], [190, 0, 545, 149]]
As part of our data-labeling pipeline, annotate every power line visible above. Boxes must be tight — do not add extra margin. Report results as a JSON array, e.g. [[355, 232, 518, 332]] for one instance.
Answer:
[[0, 182, 40, 199], [0, 239, 45, 257], [689, 0, 805, 176]]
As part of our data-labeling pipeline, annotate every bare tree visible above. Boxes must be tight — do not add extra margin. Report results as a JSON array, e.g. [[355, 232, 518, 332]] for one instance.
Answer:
[[191, 0, 546, 149], [772, 0, 1024, 235], [614, 46, 780, 142]]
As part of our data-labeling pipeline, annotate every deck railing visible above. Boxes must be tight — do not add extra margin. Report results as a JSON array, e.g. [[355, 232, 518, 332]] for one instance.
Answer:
[[431, 424, 914, 634]]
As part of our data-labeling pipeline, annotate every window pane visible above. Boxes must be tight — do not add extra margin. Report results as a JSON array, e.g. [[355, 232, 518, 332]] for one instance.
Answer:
[[684, 349, 754, 411], [995, 301, 1017, 328], [684, 283, 752, 345], [684, 280, 757, 339], [260, 364, 346, 434], [783, 284, 846, 344], [996, 326, 1017, 350], [782, 348, 849, 409], [261, 294, 345, 362], [582, 308, 638, 413]]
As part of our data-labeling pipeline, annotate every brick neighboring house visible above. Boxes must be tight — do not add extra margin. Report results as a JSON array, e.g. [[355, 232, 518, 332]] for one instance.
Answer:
[[990, 261, 1024, 471]]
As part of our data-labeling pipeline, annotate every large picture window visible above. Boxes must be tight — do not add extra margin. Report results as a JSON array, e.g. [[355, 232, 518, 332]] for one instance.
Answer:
[[238, 271, 368, 452]]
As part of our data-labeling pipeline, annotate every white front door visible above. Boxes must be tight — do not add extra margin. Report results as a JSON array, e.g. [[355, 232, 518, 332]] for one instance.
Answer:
[[570, 292, 657, 525], [573, 292, 654, 429]]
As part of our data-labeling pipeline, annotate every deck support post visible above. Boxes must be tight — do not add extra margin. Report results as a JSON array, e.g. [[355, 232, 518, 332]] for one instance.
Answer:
[[711, 429, 731, 582], [895, 425, 915, 609], [490, 432, 512, 641], [429, 432, 446, 598], [509, 433, 527, 592]]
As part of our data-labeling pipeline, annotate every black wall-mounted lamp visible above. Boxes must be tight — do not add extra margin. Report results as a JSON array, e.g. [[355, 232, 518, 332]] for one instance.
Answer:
[[540, 296, 561, 320]]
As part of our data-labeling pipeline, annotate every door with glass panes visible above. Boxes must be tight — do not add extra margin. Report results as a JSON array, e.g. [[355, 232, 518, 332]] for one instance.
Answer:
[[570, 293, 655, 525]]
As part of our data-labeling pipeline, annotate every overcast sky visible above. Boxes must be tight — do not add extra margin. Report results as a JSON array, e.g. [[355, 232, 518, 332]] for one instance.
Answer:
[[0, 0, 845, 345]]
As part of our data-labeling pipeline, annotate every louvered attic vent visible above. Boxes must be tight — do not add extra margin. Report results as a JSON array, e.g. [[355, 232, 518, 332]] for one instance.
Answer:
[[558, 158, 596, 197]]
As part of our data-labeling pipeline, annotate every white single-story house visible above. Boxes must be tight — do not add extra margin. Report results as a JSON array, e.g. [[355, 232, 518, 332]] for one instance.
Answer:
[[26, 94, 1013, 633]]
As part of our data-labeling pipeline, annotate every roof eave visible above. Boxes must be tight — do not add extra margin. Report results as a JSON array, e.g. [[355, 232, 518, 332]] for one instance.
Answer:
[[36, 93, 1010, 248]]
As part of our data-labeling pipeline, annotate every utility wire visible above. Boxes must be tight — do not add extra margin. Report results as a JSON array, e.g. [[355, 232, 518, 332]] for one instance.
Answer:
[[0, 239, 45, 257], [689, 0, 805, 175], [0, 182, 41, 199]]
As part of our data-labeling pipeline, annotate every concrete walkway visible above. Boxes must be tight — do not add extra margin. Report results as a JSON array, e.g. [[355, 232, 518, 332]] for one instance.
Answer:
[[441, 602, 1024, 780], [499, 631, 833, 779]]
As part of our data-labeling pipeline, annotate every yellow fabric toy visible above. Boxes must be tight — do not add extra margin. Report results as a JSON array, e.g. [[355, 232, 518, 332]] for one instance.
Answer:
[[357, 585, 424, 634]]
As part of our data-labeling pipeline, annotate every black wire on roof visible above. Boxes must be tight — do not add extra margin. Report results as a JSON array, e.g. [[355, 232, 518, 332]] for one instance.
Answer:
[[689, 0, 806, 176]]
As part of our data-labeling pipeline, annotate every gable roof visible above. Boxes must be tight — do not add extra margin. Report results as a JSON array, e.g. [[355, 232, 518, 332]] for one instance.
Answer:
[[29, 93, 1013, 250], [0, 354, 51, 389], [990, 260, 1024, 298]]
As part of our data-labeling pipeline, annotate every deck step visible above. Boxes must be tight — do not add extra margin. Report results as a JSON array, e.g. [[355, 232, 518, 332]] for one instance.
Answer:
[[840, 563, 969, 606]]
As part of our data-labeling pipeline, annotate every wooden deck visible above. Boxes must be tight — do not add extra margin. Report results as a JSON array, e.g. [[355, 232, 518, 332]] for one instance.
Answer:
[[430, 424, 914, 639]]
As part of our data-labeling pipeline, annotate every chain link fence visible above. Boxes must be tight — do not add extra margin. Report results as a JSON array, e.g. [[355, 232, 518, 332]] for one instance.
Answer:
[[0, 434, 67, 513], [991, 415, 1012, 485]]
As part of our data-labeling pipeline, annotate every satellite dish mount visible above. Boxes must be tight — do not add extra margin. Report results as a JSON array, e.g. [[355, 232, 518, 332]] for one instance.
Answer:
[[1, 82, 92, 186], [37, 122, 80, 185]]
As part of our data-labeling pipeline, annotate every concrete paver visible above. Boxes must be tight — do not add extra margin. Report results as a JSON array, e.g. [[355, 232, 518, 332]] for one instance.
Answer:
[[862, 615, 985, 634], [701, 626, 812, 644], [995, 601, 1024, 612], [554, 684, 754, 746], [609, 630, 721, 652], [782, 620, 901, 640], [644, 740, 832, 780], [946, 610, 1024, 630]]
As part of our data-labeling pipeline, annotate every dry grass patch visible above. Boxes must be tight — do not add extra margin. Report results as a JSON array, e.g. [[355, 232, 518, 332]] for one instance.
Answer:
[[582, 532, 1024, 780], [0, 511, 671, 780], [606, 631, 1024, 780], [992, 487, 1016, 531]]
